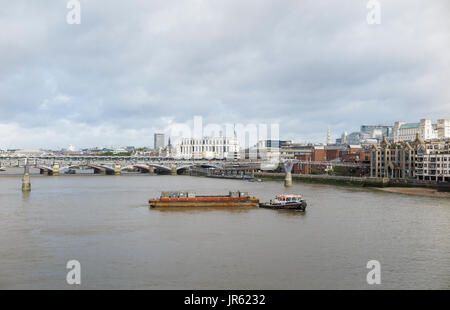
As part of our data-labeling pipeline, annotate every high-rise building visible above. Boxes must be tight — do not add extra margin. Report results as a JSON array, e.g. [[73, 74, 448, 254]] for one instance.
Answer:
[[154, 133, 165, 150]]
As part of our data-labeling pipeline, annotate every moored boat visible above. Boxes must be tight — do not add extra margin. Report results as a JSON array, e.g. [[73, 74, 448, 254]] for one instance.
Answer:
[[259, 194, 307, 211], [149, 191, 259, 208]]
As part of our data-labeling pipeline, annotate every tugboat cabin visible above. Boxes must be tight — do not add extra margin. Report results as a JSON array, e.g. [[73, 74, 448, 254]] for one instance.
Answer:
[[275, 194, 303, 203]]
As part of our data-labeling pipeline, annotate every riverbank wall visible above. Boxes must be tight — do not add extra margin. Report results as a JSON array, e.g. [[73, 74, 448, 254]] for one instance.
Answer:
[[254, 172, 450, 191], [255, 172, 386, 187]]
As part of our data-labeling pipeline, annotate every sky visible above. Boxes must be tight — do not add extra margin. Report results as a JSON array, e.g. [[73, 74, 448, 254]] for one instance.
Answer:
[[0, 0, 449, 149]]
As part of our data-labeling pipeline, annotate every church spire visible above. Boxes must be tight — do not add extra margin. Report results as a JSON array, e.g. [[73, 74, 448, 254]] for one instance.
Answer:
[[326, 126, 331, 145]]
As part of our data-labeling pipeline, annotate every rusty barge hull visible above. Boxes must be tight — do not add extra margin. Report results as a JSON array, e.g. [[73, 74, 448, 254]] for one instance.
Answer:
[[149, 197, 259, 208]]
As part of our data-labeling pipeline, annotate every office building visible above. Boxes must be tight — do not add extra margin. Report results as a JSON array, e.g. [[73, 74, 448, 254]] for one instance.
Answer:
[[154, 133, 165, 150]]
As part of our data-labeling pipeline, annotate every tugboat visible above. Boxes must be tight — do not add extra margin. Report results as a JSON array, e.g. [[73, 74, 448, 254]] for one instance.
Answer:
[[149, 191, 259, 208], [259, 194, 307, 211]]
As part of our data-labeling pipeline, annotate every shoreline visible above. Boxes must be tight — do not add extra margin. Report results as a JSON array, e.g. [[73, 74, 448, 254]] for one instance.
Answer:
[[374, 187, 450, 198], [254, 173, 450, 197]]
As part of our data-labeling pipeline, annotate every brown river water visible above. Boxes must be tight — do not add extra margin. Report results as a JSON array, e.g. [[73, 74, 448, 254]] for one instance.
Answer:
[[0, 169, 449, 289]]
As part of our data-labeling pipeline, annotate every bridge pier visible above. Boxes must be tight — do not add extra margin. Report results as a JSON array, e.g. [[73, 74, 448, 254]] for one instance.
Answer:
[[114, 164, 121, 175], [171, 165, 177, 176], [52, 163, 60, 176], [148, 166, 155, 175], [284, 172, 292, 187], [22, 173, 31, 191], [22, 160, 31, 192], [283, 161, 294, 187]]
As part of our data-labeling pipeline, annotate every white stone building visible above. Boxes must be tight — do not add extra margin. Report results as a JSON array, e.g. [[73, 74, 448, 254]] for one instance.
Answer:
[[437, 119, 450, 138], [394, 119, 450, 142], [177, 137, 240, 160]]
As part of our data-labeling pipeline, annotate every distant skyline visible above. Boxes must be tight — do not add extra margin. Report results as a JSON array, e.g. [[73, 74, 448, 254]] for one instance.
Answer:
[[1, 1, 449, 149]]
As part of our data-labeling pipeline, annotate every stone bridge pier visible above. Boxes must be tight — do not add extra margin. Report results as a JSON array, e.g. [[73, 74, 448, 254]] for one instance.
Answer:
[[52, 163, 60, 176], [171, 165, 177, 176], [283, 161, 295, 187]]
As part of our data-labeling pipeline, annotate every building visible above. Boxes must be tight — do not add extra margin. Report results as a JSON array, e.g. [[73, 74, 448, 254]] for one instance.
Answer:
[[279, 142, 313, 160], [437, 119, 450, 138], [9, 149, 53, 157], [154, 133, 165, 150], [361, 125, 393, 140], [292, 144, 370, 176], [370, 136, 416, 179], [393, 122, 420, 142], [241, 140, 291, 161], [337, 125, 393, 145], [415, 138, 450, 182], [178, 137, 240, 160], [293, 146, 328, 174], [159, 137, 176, 158], [342, 145, 371, 163], [394, 119, 450, 142], [372, 134, 450, 182]]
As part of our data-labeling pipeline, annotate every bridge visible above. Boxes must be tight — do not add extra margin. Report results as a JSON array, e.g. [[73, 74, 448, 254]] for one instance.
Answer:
[[1, 156, 368, 189], [0, 156, 261, 176]]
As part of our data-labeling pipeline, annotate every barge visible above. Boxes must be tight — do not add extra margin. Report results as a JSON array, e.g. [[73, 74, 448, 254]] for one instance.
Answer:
[[149, 191, 259, 208], [259, 194, 307, 211]]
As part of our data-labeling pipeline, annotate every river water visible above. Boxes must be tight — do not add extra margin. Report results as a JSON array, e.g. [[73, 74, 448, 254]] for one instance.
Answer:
[[0, 171, 449, 289]]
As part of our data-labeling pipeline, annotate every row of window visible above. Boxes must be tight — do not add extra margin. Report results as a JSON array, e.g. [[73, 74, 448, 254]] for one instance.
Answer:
[[180, 146, 235, 153], [416, 163, 449, 168], [181, 139, 236, 145], [416, 170, 450, 175], [421, 157, 450, 161]]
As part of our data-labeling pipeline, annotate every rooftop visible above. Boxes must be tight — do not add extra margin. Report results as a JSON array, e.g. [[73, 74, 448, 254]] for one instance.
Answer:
[[399, 123, 420, 129]]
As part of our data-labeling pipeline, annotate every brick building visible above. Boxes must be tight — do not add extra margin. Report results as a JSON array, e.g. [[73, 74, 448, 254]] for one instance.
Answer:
[[292, 144, 370, 176]]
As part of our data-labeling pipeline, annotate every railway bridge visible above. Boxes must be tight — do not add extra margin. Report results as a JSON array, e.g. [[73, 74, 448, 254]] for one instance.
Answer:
[[0, 156, 261, 176]]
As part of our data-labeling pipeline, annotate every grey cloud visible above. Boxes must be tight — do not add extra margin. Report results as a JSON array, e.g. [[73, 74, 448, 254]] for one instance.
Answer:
[[0, 0, 449, 148]]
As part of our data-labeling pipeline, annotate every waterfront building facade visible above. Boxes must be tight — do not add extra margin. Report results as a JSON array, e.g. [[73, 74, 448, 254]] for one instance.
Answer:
[[178, 137, 240, 160], [371, 134, 450, 182], [371, 136, 416, 179], [293, 144, 370, 176], [415, 139, 450, 182]]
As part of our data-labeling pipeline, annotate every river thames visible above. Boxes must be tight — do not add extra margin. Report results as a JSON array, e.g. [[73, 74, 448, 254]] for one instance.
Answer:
[[0, 171, 449, 289]]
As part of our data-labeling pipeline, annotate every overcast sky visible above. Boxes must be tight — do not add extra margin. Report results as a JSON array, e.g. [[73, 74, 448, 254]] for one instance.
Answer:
[[0, 0, 449, 149]]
